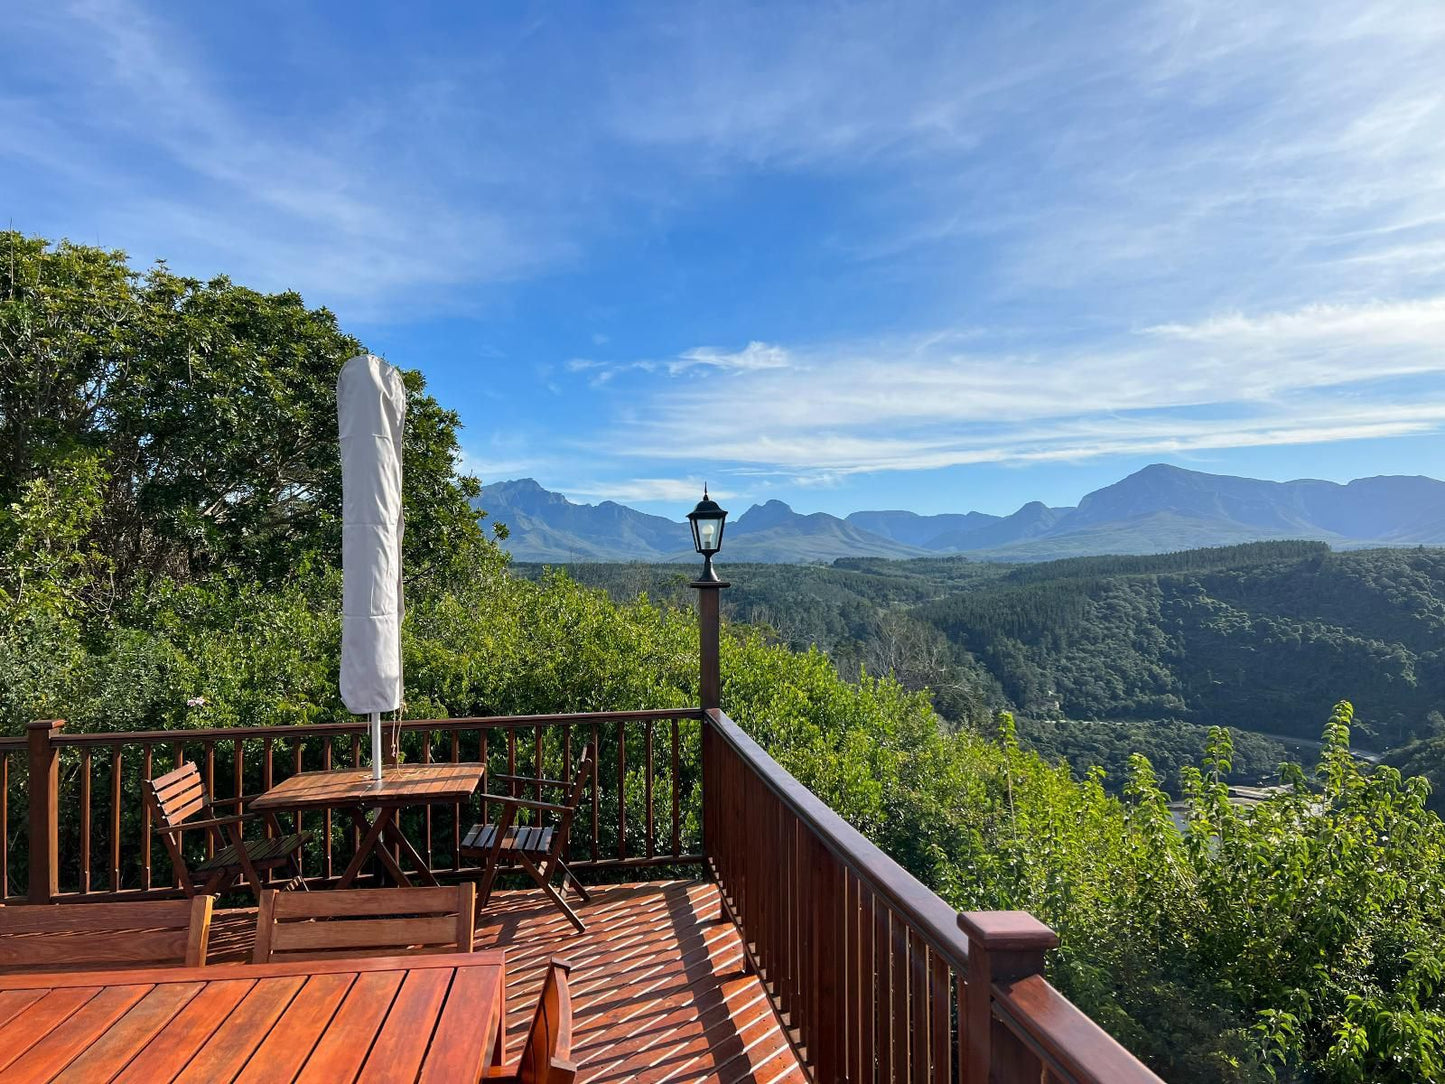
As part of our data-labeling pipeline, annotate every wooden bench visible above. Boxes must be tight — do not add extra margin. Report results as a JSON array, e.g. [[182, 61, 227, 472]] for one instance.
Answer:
[[253, 883, 476, 963], [0, 896, 213, 972]]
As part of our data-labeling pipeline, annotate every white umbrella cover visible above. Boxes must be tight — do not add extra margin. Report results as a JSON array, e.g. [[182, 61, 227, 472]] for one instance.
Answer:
[[337, 354, 406, 781]]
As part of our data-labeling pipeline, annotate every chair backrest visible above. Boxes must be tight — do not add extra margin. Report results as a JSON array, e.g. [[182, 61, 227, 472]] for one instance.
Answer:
[[549, 749, 595, 857], [144, 761, 208, 830], [517, 957, 578, 1084], [252, 883, 476, 964], [0, 896, 213, 972]]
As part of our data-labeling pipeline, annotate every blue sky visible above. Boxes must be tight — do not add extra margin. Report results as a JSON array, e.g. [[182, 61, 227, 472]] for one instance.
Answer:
[[5, 1, 1444, 517]]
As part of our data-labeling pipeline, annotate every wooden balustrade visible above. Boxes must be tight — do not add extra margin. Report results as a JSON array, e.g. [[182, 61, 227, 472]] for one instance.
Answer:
[[5, 710, 703, 903], [8, 705, 1163, 1081], [702, 707, 1162, 1084]]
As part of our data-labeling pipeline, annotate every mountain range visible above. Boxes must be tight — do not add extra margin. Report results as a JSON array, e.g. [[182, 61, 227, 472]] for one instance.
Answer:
[[480, 464, 1445, 563]]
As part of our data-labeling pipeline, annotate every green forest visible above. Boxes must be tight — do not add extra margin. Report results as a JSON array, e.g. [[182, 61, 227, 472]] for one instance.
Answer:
[[5, 232, 1445, 1082], [540, 542, 1445, 791]]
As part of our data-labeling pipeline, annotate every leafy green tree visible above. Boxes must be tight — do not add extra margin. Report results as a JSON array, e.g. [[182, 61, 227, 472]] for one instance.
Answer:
[[0, 231, 485, 591]]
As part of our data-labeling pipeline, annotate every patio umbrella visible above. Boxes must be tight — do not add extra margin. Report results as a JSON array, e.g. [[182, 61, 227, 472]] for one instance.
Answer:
[[338, 353, 407, 782]]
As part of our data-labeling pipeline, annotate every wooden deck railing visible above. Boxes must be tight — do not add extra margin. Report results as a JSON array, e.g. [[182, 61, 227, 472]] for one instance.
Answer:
[[7, 705, 1163, 1081], [702, 707, 1162, 1084], [4, 710, 704, 903]]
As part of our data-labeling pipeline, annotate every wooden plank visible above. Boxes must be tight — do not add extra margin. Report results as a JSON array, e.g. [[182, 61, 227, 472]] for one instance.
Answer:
[[270, 885, 467, 919], [170, 976, 307, 1084], [270, 915, 463, 954], [234, 972, 356, 1084], [54, 982, 204, 1083], [80, 750, 91, 895], [248, 763, 486, 812], [0, 952, 497, 991], [294, 969, 405, 1084], [0, 900, 196, 934], [416, 962, 505, 1083], [354, 967, 453, 1084], [0, 987, 47, 1030], [110, 980, 257, 1084], [0, 926, 191, 971], [4, 983, 154, 1080], [0, 985, 104, 1073]]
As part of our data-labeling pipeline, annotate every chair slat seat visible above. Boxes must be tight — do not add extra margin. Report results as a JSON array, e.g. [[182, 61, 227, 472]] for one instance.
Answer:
[[194, 832, 312, 874], [462, 823, 555, 857]]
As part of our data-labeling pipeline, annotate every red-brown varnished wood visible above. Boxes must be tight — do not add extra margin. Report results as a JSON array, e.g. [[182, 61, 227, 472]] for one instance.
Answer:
[[0, 881, 805, 1083], [109, 980, 258, 1083], [4, 983, 155, 1080], [418, 962, 505, 1084], [0, 953, 507, 1084], [354, 967, 453, 1084], [247, 763, 486, 812], [232, 973, 356, 1083], [0, 985, 104, 1073], [169, 975, 307, 1083], [52, 981, 205, 1082], [292, 970, 404, 1084]]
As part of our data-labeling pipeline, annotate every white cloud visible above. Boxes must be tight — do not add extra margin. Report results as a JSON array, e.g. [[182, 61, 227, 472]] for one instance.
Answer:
[[597, 295, 1445, 477], [561, 478, 729, 505], [670, 341, 792, 374], [1, 0, 580, 315]]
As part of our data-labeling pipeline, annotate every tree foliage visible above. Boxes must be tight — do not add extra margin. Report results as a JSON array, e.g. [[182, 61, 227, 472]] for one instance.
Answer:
[[0, 231, 484, 600]]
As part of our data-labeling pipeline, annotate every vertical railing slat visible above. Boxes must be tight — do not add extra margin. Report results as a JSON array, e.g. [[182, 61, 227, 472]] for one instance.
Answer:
[[645, 720, 655, 860], [79, 750, 91, 895], [109, 749, 121, 893]]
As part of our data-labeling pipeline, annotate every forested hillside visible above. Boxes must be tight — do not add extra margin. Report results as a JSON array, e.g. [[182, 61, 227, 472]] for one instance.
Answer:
[[7, 233, 1445, 1081], [526, 540, 1445, 784], [919, 542, 1445, 748]]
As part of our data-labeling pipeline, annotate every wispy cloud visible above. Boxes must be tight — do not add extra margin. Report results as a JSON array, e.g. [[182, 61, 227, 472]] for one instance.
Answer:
[[593, 295, 1445, 477], [1, 0, 580, 315], [564, 341, 793, 387], [561, 477, 728, 506]]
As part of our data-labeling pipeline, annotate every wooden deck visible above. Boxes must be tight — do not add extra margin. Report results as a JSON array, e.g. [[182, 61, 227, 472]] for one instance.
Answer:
[[206, 880, 805, 1084]]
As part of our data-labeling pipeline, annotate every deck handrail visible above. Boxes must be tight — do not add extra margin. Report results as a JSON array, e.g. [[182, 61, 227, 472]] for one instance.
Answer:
[[703, 706, 1164, 1084], [703, 707, 969, 969], [45, 708, 702, 746], [6, 710, 705, 904]]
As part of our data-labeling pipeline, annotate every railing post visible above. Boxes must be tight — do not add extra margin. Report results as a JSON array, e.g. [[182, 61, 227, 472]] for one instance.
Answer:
[[27, 719, 64, 904], [691, 577, 730, 711], [958, 911, 1060, 1084]]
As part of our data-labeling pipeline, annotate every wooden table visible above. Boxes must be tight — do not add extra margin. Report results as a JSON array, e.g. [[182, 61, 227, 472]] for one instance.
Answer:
[[0, 950, 505, 1082], [249, 764, 486, 890]]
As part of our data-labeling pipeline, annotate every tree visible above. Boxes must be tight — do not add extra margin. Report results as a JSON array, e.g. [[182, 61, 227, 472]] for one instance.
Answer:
[[0, 231, 487, 592]]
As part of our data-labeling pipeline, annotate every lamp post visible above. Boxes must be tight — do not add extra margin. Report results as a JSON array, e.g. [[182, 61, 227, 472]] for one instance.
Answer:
[[687, 487, 729, 710]]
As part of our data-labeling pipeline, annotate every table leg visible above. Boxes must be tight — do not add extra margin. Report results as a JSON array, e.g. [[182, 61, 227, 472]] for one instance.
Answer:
[[337, 808, 411, 889], [381, 820, 441, 888]]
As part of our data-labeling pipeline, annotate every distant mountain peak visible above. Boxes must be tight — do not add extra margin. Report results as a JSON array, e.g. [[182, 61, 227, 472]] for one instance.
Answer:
[[481, 470, 1445, 564]]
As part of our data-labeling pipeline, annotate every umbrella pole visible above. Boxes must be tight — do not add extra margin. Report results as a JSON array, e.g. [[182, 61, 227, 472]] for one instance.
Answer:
[[370, 711, 383, 782]]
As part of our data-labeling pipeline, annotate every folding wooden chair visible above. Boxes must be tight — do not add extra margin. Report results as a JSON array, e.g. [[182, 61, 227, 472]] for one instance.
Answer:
[[488, 957, 578, 1084], [461, 748, 595, 933], [252, 883, 476, 963], [145, 761, 310, 903], [0, 896, 213, 972]]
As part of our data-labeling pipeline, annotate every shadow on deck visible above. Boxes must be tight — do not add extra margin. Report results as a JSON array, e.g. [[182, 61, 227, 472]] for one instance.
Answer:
[[209, 880, 804, 1084]]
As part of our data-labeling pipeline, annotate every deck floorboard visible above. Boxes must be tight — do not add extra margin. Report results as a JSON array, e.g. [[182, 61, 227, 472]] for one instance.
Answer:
[[207, 880, 804, 1084]]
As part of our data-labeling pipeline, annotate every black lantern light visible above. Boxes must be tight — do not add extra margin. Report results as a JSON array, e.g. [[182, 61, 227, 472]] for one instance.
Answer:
[[687, 484, 728, 582]]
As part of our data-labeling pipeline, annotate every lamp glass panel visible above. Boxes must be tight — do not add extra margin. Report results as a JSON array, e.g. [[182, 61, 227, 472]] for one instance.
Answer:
[[697, 519, 719, 551]]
